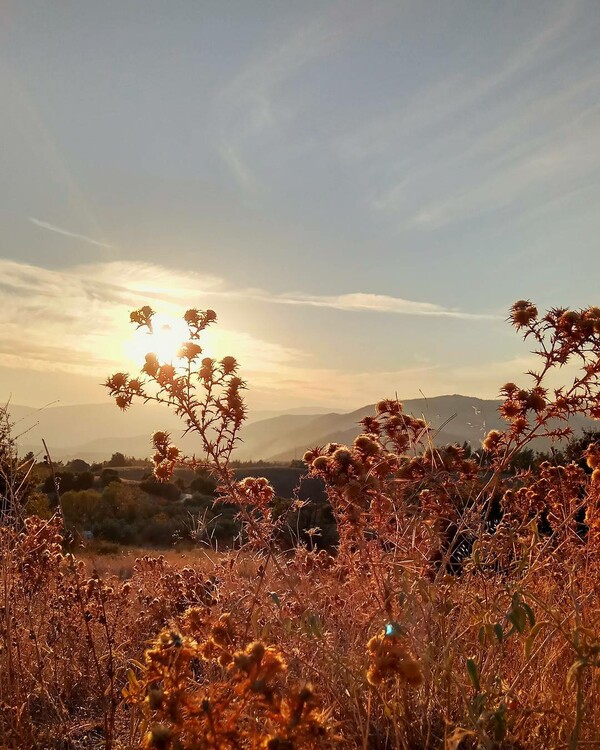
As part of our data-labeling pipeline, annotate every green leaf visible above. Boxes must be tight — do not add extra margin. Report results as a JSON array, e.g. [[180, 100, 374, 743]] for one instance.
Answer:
[[494, 624, 504, 643], [282, 616, 293, 633], [251, 608, 260, 636], [491, 704, 507, 741], [508, 605, 527, 634], [524, 622, 544, 659], [471, 692, 486, 717], [478, 625, 486, 645], [466, 658, 480, 692], [522, 601, 536, 627], [269, 591, 281, 608]]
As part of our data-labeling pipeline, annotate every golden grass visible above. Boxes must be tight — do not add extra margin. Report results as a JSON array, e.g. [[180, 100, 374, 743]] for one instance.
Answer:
[[1, 300, 599, 749]]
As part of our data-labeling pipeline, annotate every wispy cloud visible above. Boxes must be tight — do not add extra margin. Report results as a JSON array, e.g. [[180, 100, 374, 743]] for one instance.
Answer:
[[260, 291, 498, 319], [214, 14, 341, 138], [29, 218, 114, 249], [330, 0, 600, 232], [0, 259, 304, 379], [0, 258, 497, 410], [211, 4, 384, 198], [339, 1, 581, 164], [212, 17, 340, 198], [217, 145, 265, 200]]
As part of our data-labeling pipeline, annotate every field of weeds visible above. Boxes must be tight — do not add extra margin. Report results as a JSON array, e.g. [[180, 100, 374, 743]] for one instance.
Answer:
[[1, 300, 599, 749]]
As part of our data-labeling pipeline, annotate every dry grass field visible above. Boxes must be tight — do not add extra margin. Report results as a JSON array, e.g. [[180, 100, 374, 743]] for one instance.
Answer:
[[1, 301, 599, 749]]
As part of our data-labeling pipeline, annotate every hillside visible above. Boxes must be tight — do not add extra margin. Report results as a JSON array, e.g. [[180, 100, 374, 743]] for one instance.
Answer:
[[7, 395, 597, 462], [238, 395, 512, 462]]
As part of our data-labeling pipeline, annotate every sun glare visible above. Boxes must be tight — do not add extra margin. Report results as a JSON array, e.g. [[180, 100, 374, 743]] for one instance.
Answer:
[[124, 313, 190, 365]]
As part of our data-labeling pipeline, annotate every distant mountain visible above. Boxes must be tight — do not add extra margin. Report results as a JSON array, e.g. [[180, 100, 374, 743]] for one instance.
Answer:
[[7, 402, 187, 461], [237, 395, 596, 462], [5, 400, 337, 462], [246, 406, 337, 422], [6, 395, 595, 463]]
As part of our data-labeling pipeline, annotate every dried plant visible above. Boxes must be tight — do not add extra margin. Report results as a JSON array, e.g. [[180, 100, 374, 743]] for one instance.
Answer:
[[1, 300, 599, 749]]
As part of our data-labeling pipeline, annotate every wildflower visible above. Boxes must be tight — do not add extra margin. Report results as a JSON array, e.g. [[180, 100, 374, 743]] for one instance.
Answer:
[[353, 434, 380, 456], [211, 613, 234, 647], [198, 357, 214, 381], [376, 400, 388, 414], [146, 723, 172, 749], [512, 416, 528, 433], [106, 372, 128, 390], [526, 390, 546, 412], [128, 377, 143, 393], [130, 305, 155, 329], [585, 444, 600, 470], [116, 394, 132, 411], [152, 431, 170, 449], [366, 629, 422, 687], [166, 446, 180, 460], [332, 448, 352, 467], [178, 342, 202, 360], [558, 311, 580, 330], [312, 456, 330, 471], [157, 365, 175, 385], [184, 308, 200, 325], [482, 430, 502, 452], [143, 353, 159, 376], [510, 300, 538, 328], [501, 400, 522, 419], [221, 356, 237, 374], [154, 462, 173, 481], [237, 476, 275, 509], [147, 687, 164, 710]]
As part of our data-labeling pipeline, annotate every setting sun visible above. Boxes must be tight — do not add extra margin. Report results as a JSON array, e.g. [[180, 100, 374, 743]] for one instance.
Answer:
[[2, 3, 600, 748], [124, 312, 190, 365]]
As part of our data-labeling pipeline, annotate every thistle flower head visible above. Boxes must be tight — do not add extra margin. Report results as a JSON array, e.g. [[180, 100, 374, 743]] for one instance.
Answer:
[[483, 430, 503, 452], [510, 300, 538, 328], [585, 443, 600, 470], [353, 434, 380, 456], [221, 356, 238, 374], [178, 342, 203, 360]]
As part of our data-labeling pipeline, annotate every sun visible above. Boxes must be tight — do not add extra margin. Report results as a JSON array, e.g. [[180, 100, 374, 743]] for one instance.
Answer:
[[124, 313, 191, 365]]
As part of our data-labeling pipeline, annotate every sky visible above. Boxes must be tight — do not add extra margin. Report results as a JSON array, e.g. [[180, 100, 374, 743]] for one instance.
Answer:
[[0, 0, 597, 413]]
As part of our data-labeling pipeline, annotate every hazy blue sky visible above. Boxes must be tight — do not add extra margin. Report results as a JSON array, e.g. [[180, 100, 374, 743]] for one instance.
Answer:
[[0, 0, 597, 411]]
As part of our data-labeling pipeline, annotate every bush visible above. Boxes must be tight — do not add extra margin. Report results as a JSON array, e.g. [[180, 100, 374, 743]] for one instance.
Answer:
[[139, 479, 181, 502], [107, 452, 129, 467], [42, 470, 95, 494], [190, 472, 217, 496], [60, 489, 104, 530], [183, 493, 214, 509], [94, 517, 137, 545], [142, 516, 180, 546], [100, 468, 121, 487], [66, 459, 91, 473]]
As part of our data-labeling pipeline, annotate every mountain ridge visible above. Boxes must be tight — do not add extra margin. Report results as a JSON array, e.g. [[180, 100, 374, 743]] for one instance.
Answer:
[[6, 395, 596, 462]]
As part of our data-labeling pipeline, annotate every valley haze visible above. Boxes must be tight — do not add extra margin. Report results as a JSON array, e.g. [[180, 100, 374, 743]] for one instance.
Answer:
[[8, 395, 595, 463]]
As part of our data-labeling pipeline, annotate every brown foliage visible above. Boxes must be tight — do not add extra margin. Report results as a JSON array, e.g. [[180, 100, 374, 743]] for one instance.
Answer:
[[1, 300, 599, 749]]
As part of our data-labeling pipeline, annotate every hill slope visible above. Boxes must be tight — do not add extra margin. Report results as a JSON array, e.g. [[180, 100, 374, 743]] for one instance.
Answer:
[[6, 396, 595, 462], [239, 395, 595, 462]]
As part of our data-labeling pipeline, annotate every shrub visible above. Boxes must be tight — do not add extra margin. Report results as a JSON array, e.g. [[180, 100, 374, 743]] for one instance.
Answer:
[[100, 468, 122, 487], [139, 479, 181, 502]]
